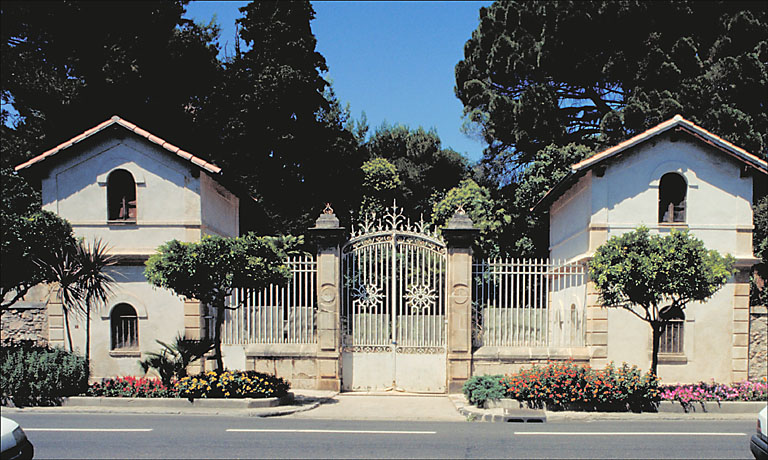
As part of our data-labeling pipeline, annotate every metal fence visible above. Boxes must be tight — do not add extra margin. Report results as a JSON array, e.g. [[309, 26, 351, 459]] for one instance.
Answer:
[[472, 258, 587, 348], [223, 255, 317, 344]]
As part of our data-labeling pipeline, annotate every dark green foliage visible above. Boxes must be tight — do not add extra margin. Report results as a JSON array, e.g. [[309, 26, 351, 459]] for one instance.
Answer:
[[431, 179, 509, 257], [200, 1, 364, 235], [359, 157, 401, 218], [752, 196, 768, 306], [139, 334, 215, 387], [363, 124, 470, 220], [145, 234, 300, 371], [590, 227, 735, 374], [462, 374, 506, 407], [457, 0, 767, 182], [508, 143, 592, 257], [1, 1, 220, 169], [1, 168, 77, 308], [0, 345, 89, 407]]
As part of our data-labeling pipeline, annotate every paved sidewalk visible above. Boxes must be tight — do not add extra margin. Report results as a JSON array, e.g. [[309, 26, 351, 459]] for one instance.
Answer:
[[287, 392, 466, 422], [3, 391, 762, 422]]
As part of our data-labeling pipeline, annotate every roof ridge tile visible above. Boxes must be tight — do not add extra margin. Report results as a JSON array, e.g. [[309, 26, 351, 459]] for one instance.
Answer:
[[15, 115, 222, 176]]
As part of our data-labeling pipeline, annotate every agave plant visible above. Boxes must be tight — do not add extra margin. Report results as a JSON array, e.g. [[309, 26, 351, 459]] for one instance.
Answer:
[[139, 334, 214, 387]]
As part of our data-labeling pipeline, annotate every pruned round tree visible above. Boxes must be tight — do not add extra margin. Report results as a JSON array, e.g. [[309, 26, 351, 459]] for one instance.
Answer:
[[589, 227, 734, 375], [144, 233, 301, 371]]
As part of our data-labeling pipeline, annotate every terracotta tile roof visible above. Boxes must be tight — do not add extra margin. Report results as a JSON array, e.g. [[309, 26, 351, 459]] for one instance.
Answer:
[[571, 114, 767, 174], [534, 115, 767, 212], [14, 115, 222, 175]]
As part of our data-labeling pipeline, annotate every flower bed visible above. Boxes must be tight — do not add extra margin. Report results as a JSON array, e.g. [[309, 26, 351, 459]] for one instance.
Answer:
[[660, 378, 768, 411], [86, 376, 176, 398], [499, 361, 660, 412], [85, 370, 289, 400], [176, 370, 289, 399]]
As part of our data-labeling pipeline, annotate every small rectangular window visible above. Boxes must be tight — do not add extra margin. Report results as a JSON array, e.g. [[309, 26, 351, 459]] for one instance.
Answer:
[[660, 320, 684, 354]]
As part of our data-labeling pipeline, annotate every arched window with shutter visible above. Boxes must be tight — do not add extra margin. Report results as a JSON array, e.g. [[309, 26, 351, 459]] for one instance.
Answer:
[[107, 169, 136, 221], [658, 172, 686, 223]]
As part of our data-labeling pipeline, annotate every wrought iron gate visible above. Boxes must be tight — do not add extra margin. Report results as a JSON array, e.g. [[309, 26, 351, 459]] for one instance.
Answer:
[[341, 204, 447, 392]]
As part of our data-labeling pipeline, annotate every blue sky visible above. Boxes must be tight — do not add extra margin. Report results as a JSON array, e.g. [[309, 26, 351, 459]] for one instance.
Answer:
[[185, 1, 491, 163]]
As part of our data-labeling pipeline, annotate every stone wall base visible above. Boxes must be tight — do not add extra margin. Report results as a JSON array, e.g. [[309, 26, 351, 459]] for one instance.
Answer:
[[0, 306, 48, 347], [749, 307, 767, 381]]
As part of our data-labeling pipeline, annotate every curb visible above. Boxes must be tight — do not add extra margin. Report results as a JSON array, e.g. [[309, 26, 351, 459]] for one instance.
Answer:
[[449, 395, 766, 422], [450, 395, 546, 423], [61, 393, 293, 409], [1, 391, 341, 418]]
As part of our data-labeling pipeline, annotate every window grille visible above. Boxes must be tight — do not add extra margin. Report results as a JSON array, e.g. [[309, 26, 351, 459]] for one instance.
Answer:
[[660, 320, 684, 354], [111, 303, 138, 350]]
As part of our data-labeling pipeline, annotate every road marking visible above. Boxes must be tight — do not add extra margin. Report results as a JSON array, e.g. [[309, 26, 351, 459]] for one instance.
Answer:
[[25, 428, 153, 432], [514, 432, 746, 436], [226, 429, 436, 434]]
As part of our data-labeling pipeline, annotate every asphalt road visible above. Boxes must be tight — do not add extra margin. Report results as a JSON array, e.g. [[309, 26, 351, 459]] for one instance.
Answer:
[[8, 412, 757, 459]]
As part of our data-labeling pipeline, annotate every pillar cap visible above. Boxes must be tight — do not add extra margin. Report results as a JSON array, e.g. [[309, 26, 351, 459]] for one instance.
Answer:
[[442, 206, 479, 247], [308, 203, 345, 246]]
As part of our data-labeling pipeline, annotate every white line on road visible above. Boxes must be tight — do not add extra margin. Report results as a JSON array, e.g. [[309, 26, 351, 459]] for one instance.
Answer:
[[226, 429, 436, 434], [25, 428, 153, 432], [514, 432, 746, 436]]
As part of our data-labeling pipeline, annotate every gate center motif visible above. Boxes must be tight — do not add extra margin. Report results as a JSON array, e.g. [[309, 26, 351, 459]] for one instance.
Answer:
[[341, 202, 447, 353]]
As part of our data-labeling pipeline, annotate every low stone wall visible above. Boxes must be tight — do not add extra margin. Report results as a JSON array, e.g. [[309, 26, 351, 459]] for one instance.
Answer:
[[243, 344, 321, 390], [471, 346, 591, 376], [749, 307, 767, 381], [0, 306, 48, 347]]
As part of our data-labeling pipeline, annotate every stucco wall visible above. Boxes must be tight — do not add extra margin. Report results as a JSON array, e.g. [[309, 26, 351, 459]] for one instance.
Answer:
[[200, 173, 238, 237], [549, 133, 756, 383], [590, 136, 753, 257], [30, 130, 237, 378], [550, 174, 591, 260], [59, 265, 187, 379], [40, 134, 204, 255], [605, 285, 735, 383]]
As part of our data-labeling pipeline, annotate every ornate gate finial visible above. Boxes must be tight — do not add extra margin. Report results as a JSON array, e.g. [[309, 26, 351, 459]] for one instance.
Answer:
[[323, 203, 334, 215]]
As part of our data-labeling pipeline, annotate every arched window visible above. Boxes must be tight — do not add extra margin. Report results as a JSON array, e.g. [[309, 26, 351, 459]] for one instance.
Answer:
[[107, 169, 136, 221], [658, 173, 686, 223], [111, 303, 138, 350]]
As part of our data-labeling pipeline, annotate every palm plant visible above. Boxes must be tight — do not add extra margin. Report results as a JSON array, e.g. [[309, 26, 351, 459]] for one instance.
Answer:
[[37, 245, 83, 352], [75, 239, 116, 364], [36, 239, 115, 362]]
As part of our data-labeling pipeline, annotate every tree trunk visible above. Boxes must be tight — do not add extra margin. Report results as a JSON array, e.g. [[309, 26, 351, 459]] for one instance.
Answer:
[[213, 299, 225, 372], [85, 303, 91, 366], [63, 307, 74, 352], [650, 320, 663, 377]]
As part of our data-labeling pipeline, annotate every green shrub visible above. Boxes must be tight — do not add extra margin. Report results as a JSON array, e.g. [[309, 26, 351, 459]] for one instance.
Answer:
[[176, 370, 290, 399], [0, 345, 89, 406], [502, 360, 660, 412], [462, 374, 506, 407], [86, 377, 177, 398]]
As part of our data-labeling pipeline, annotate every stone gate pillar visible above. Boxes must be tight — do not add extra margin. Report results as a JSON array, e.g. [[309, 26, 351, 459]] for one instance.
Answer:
[[308, 205, 345, 391], [442, 209, 479, 393]]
